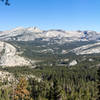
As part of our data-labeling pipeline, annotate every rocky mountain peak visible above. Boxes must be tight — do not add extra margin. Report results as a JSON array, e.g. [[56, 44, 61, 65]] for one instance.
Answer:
[[27, 26, 42, 32]]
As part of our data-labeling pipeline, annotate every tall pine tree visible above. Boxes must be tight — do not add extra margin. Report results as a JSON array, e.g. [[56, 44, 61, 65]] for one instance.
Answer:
[[14, 77, 30, 100], [97, 67, 100, 100], [48, 79, 62, 100]]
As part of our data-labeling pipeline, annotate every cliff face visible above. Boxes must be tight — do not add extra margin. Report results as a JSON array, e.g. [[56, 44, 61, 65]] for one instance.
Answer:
[[0, 41, 30, 67]]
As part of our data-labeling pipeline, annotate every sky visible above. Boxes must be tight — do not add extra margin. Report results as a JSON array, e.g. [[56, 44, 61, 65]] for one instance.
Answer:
[[0, 0, 100, 31]]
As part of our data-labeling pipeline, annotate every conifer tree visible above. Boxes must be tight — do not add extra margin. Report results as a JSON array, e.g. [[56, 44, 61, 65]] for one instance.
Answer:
[[29, 78, 46, 100], [0, 89, 9, 100], [0, 0, 10, 5], [48, 79, 62, 100], [97, 67, 100, 100], [53, 79, 62, 100], [3, 89, 9, 100], [14, 77, 30, 100]]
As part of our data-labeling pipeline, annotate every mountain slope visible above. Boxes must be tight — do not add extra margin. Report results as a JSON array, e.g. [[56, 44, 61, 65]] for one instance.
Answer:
[[71, 42, 100, 55], [0, 27, 100, 42], [0, 41, 30, 67], [0, 27, 100, 67]]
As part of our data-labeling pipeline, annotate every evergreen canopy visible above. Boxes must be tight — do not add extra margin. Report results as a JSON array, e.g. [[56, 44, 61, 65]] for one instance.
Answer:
[[0, 0, 10, 5]]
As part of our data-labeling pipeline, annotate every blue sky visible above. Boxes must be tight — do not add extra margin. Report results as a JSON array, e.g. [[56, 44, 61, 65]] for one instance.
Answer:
[[0, 0, 100, 31]]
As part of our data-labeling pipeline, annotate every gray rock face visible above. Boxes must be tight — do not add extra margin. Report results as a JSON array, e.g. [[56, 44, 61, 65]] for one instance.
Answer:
[[71, 42, 100, 55], [69, 60, 77, 66], [0, 41, 30, 67], [0, 27, 100, 42], [0, 27, 43, 41]]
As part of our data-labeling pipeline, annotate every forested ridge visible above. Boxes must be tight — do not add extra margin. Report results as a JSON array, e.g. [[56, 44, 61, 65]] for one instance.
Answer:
[[0, 62, 99, 100]]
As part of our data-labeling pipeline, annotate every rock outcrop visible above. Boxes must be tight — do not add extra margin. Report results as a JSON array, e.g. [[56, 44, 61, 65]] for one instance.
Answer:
[[0, 41, 30, 67], [69, 60, 77, 66]]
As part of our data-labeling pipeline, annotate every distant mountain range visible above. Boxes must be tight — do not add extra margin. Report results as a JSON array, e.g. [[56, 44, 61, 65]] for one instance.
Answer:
[[0, 26, 100, 67], [0, 26, 100, 42]]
